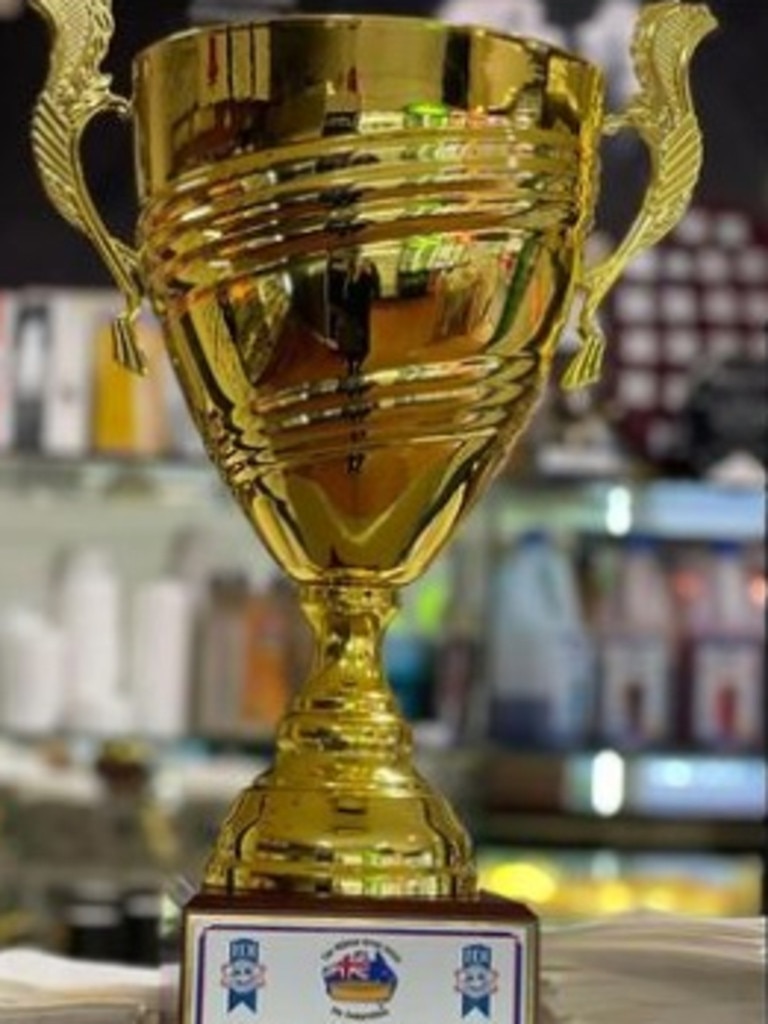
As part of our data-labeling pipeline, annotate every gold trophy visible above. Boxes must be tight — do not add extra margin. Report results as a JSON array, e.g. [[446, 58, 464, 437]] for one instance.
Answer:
[[30, 3, 714, 1022]]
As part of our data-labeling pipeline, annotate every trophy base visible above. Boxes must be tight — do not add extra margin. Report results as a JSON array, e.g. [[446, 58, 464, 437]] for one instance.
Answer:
[[180, 890, 538, 1024]]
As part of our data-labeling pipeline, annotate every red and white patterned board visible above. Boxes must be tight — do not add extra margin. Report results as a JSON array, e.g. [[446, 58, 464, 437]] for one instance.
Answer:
[[603, 206, 768, 467]]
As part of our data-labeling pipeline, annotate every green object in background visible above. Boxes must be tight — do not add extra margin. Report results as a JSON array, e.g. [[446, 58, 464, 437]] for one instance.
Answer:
[[392, 561, 451, 639]]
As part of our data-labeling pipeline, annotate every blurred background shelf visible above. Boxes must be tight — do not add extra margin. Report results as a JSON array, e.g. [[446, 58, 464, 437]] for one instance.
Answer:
[[478, 813, 765, 855], [0, 457, 762, 607], [0, 454, 218, 500], [0, 454, 763, 538], [490, 478, 765, 543]]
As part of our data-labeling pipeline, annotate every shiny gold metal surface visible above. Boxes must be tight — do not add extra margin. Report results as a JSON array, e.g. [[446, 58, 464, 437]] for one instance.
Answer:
[[29, 0, 147, 373], [30, 3, 715, 899], [565, 0, 717, 386]]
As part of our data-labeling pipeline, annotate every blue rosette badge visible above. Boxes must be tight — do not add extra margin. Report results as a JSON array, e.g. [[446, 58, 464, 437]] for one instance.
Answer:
[[455, 944, 499, 1018], [221, 939, 266, 1014]]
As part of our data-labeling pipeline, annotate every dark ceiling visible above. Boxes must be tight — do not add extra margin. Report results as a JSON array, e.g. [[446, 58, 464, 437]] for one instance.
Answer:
[[0, 0, 765, 287]]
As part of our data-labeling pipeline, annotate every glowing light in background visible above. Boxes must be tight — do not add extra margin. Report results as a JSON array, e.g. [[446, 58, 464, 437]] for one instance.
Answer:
[[749, 575, 767, 608], [485, 861, 559, 905], [605, 486, 633, 537], [660, 759, 694, 789], [591, 750, 626, 817]]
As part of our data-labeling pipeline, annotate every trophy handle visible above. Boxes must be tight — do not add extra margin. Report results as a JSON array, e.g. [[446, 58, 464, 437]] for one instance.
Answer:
[[563, 0, 717, 389], [29, 0, 147, 375]]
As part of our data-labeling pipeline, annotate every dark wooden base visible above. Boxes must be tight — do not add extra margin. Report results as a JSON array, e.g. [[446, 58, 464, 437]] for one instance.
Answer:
[[184, 887, 538, 925]]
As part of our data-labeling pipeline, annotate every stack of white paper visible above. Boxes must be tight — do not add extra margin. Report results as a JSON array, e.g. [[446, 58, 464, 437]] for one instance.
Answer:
[[0, 949, 160, 1024], [540, 914, 766, 1023]]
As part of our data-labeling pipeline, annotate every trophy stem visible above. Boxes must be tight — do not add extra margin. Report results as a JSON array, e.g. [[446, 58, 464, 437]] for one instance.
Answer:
[[202, 582, 476, 896], [277, 583, 408, 763]]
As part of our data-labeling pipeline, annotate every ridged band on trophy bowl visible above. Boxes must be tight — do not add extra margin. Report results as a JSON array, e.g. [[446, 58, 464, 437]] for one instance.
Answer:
[[30, 3, 714, 1022]]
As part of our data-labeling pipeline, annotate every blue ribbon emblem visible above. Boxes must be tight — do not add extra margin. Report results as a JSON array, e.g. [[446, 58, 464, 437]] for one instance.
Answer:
[[223, 939, 262, 1013], [458, 944, 495, 1018]]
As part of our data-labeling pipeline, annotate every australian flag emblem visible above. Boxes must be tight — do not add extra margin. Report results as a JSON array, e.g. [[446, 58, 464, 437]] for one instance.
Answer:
[[323, 947, 398, 1003], [454, 944, 498, 1018], [221, 938, 266, 1014]]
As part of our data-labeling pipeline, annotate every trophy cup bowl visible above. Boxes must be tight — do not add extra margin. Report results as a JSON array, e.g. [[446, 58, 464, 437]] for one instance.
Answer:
[[29, 4, 714, 1022], [134, 17, 604, 901]]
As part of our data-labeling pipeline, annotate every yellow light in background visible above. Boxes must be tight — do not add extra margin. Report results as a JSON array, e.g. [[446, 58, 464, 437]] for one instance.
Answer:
[[595, 881, 635, 915], [483, 861, 559, 906], [591, 750, 626, 817], [643, 884, 683, 913]]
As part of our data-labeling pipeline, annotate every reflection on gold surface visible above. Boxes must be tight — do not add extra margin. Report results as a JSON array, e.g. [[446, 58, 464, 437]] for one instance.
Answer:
[[30, 4, 714, 899]]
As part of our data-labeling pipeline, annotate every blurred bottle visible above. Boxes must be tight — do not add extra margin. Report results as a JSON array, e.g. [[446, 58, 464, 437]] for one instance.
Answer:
[[62, 880, 124, 963], [193, 573, 297, 739], [432, 538, 485, 742], [92, 307, 169, 456], [192, 572, 251, 739], [432, 605, 479, 741], [488, 531, 593, 748], [129, 577, 196, 739], [595, 537, 674, 749], [268, 577, 313, 696], [42, 290, 101, 458], [121, 888, 162, 967], [385, 627, 434, 721], [11, 293, 50, 453], [384, 566, 449, 723], [52, 546, 130, 735], [0, 291, 16, 452], [0, 607, 64, 735], [680, 541, 764, 751], [163, 345, 205, 460], [241, 578, 293, 734], [166, 526, 216, 611]]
